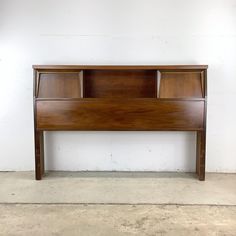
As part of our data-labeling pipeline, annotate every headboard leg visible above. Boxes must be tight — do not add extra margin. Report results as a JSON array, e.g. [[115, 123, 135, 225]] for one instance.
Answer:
[[196, 130, 206, 181], [34, 130, 45, 180]]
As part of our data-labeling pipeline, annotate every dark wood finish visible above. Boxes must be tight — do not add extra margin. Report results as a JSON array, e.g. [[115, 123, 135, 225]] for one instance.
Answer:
[[38, 72, 83, 98], [36, 99, 204, 131], [33, 65, 208, 180], [196, 131, 206, 180], [84, 70, 157, 98], [159, 72, 203, 98], [33, 65, 208, 70], [34, 130, 44, 180]]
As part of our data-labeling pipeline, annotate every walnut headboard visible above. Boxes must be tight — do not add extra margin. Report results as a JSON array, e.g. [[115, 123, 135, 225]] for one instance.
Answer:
[[33, 65, 207, 180]]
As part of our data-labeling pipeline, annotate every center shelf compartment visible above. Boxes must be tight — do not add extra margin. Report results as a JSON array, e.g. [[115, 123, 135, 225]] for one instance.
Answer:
[[83, 70, 157, 98]]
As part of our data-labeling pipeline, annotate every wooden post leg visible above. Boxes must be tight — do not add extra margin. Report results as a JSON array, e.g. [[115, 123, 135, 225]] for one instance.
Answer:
[[35, 130, 45, 180], [196, 131, 206, 181]]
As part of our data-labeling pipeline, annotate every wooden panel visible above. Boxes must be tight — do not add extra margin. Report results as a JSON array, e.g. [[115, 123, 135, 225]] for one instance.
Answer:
[[33, 65, 208, 70], [36, 99, 204, 131], [38, 73, 82, 98], [159, 72, 203, 98], [84, 70, 157, 98]]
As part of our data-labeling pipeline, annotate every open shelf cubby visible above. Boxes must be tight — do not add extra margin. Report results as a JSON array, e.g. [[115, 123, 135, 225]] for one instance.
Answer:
[[83, 70, 157, 98]]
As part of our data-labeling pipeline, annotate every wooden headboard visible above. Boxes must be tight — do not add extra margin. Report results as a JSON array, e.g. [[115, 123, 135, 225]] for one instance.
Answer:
[[33, 65, 207, 180]]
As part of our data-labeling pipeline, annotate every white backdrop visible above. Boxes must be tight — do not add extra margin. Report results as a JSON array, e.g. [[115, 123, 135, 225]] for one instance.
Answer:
[[0, 0, 236, 172]]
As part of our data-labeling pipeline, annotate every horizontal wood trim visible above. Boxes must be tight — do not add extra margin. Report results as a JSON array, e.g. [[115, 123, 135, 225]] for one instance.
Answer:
[[36, 98, 206, 101], [36, 99, 204, 131], [33, 65, 208, 70]]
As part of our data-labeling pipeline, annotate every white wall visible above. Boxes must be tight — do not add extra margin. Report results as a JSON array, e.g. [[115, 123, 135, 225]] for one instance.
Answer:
[[0, 0, 236, 172]]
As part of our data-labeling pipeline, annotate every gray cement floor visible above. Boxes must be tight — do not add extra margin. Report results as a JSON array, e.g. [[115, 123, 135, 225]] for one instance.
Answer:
[[0, 172, 236, 204], [0, 172, 236, 235], [1, 204, 236, 236]]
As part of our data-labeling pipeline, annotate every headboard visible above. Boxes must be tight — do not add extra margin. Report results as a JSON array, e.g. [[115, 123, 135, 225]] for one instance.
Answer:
[[33, 65, 207, 180]]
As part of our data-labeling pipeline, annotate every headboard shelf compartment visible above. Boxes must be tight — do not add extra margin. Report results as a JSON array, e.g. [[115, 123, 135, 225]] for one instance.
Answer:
[[83, 69, 157, 98]]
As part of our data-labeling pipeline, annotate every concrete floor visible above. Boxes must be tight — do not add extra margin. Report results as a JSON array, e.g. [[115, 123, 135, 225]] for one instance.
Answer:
[[0, 172, 236, 235], [1, 204, 236, 236], [0, 171, 236, 204]]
